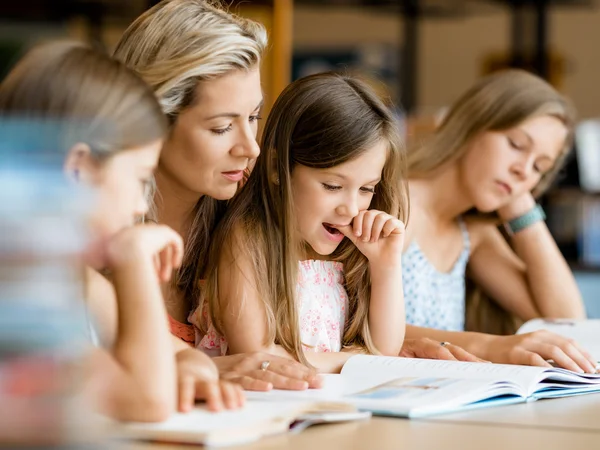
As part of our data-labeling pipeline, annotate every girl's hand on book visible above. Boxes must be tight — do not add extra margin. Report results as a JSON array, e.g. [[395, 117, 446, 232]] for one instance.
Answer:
[[105, 224, 184, 283], [486, 331, 597, 374], [181, 379, 245, 413], [400, 338, 488, 362], [213, 352, 323, 391], [177, 347, 239, 412], [336, 210, 405, 268]]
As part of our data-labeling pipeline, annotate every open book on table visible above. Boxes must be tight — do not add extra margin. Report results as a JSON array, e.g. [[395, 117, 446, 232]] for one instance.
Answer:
[[118, 400, 369, 447], [246, 355, 600, 418], [518, 318, 600, 363]]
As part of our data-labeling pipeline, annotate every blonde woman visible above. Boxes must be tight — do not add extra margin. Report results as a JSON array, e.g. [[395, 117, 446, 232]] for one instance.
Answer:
[[111, 0, 325, 408], [403, 69, 596, 373]]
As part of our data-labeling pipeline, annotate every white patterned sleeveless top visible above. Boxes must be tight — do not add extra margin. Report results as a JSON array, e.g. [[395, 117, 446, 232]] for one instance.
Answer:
[[402, 219, 471, 331], [196, 259, 348, 355]]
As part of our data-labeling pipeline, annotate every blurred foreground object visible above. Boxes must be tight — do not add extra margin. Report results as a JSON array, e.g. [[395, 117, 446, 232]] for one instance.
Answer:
[[0, 154, 105, 446]]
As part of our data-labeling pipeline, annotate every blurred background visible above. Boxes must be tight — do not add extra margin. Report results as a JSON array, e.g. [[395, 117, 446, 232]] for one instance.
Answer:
[[0, 0, 599, 316]]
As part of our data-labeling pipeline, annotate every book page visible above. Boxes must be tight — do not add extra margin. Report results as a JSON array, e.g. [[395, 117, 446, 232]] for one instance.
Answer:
[[245, 374, 524, 417], [121, 401, 307, 446], [343, 377, 521, 417], [246, 356, 600, 417], [247, 357, 545, 403], [341, 355, 547, 390]]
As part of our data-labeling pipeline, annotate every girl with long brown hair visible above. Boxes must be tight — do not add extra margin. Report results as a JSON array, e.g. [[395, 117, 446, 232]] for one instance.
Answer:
[[197, 72, 409, 372], [403, 69, 596, 373]]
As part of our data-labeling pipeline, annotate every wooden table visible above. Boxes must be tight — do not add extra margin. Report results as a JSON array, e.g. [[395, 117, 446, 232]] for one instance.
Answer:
[[426, 393, 600, 433], [127, 395, 600, 450]]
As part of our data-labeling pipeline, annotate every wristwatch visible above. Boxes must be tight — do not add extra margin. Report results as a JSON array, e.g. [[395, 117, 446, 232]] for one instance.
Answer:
[[503, 204, 546, 236]]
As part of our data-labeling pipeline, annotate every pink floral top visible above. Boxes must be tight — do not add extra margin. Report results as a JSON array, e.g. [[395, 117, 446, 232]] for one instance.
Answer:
[[194, 260, 348, 355]]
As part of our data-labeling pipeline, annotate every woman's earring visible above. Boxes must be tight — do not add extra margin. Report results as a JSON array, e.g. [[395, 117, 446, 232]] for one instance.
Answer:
[[272, 174, 280, 185]]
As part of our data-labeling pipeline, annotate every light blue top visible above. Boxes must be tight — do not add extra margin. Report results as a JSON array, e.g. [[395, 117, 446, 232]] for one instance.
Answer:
[[402, 219, 471, 331]]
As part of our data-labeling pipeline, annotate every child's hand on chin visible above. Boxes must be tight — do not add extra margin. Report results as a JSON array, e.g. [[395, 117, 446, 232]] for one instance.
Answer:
[[497, 191, 536, 221], [104, 224, 184, 282], [335, 209, 405, 269]]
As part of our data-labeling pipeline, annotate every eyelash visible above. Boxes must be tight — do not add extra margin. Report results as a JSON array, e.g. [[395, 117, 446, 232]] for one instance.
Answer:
[[211, 115, 262, 135], [508, 137, 545, 173], [508, 138, 522, 150], [141, 178, 152, 193], [321, 183, 375, 194], [211, 124, 232, 135]]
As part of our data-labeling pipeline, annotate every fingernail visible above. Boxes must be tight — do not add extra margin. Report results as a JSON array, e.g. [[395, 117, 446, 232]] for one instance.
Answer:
[[355, 231, 361, 237]]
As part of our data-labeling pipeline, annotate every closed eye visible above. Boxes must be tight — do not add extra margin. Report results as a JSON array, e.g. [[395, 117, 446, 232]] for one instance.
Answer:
[[249, 114, 262, 123], [360, 186, 375, 194], [508, 137, 522, 150], [211, 124, 233, 135], [322, 183, 341, 191], [534, 162, 553, 175]]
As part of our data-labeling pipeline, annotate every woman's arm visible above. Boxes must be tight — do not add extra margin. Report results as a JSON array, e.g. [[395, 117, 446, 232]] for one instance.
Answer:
[[468, 220, 584, 320], [405, 324, 596, 373], [467, 196, 584, 321], [492, 194, 585, 318]]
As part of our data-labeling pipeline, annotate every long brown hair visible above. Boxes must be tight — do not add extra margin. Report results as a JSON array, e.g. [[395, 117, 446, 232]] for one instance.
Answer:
[[409, 69, 575, 196], [201, 72, 409, 364], [113, 0, 267, 313], [408, 69, 576, 334], [0, 40, 166, 159]]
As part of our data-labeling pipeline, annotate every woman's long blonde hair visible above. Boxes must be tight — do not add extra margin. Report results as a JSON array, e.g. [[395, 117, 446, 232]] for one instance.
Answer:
[[408, 69, 576, 334], [201, 72, 409, 365], [113, 0, 267, 313]]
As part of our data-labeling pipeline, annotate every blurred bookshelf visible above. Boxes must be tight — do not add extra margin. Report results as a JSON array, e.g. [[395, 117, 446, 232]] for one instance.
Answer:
[[0, 0, 293, 138], [550, 121, 600, 273]]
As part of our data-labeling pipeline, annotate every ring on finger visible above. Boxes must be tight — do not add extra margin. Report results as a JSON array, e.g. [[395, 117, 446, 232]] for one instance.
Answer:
[[260, 360, 271, 371], [440, 342, 451, 347]]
